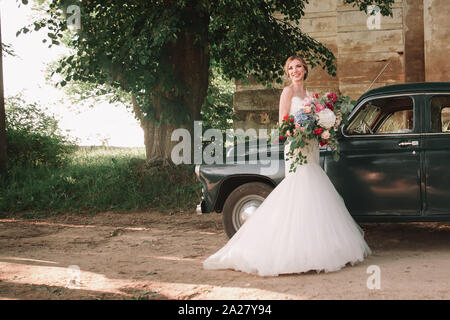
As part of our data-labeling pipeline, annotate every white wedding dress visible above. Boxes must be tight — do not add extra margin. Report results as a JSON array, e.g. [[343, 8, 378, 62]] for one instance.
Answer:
[[203, 96, 372, 276]]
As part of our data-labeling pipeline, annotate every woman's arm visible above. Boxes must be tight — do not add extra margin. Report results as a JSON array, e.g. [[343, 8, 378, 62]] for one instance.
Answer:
[[279, 87, 292, 124]]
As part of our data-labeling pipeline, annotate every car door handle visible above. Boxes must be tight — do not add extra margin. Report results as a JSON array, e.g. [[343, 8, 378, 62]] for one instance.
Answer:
[[398, 140, 419, 147]]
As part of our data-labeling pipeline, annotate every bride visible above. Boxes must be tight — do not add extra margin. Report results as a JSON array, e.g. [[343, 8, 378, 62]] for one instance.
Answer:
[[203, 55, 371, 276]]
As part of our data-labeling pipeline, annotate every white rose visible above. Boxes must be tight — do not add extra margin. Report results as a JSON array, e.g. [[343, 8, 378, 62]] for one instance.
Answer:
[[317, 108, 336, 129]]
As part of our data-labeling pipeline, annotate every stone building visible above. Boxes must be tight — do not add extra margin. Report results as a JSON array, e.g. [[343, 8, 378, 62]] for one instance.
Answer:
[[233, 0, 450, 130]]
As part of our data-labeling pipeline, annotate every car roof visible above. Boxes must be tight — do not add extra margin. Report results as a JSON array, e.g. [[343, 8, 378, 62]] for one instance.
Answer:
[[358, 82, 450, 102]]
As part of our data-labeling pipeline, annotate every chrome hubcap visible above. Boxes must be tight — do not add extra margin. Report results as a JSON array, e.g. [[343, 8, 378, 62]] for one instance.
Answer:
[[232, 195, 265, 231]]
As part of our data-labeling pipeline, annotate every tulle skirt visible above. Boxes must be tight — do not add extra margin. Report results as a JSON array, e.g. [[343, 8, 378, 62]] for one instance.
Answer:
[[203, 162, 372, 277]]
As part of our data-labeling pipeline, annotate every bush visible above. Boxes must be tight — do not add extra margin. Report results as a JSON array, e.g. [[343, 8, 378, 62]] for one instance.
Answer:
[[5, 95, 76, 168], [0, 147, 202, 216]]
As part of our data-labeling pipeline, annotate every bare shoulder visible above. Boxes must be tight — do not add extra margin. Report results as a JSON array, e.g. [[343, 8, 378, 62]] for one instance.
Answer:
[[281, 85, 294, 99], [279, 86, 293, 115], [282, 85, 293, 94]]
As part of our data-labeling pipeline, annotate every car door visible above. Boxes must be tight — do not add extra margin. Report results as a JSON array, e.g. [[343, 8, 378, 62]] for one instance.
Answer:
[[324, 94, 423, 217], [423, 93, 450, 216]]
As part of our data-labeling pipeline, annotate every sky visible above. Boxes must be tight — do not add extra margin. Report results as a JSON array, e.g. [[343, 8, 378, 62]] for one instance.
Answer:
[[1, 0, 144, 147]]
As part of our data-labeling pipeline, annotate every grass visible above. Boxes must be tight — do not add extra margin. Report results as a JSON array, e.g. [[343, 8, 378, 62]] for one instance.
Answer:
[[0, 146, 202, 217]]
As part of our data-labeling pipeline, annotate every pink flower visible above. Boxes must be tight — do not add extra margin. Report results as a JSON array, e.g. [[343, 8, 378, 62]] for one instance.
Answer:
[[315, 104, 325, 112], [303, 97, 313, 106], [304, 105, 311, 114], [321, 130, 330, 140]]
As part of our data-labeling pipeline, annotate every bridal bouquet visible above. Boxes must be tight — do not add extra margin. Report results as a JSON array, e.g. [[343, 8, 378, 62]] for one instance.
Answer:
[[275, 92, 355, 172]]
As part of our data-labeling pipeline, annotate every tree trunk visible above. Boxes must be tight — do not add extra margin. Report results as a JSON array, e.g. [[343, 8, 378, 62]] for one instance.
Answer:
[[133, 5, 210, 165], [131, 95, 176, 165], [0, 15, 7, 174]]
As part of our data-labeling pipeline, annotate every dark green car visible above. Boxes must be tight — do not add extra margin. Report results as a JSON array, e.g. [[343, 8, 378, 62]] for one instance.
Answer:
[[195, 82, 450, 238]]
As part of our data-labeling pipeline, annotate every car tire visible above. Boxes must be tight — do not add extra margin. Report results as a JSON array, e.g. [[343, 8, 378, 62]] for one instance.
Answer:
[[222, 182, 274, 238]]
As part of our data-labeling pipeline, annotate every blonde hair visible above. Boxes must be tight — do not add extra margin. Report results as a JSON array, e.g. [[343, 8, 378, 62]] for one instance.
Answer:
[[284, 55, 309, 81]]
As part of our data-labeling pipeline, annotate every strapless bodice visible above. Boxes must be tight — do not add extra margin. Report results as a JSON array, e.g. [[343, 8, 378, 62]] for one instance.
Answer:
[[289, 96, 306, 116]]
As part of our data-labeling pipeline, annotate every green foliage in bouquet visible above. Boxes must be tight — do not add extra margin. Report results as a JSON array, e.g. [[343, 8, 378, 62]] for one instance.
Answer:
[[274, 93, 356, 172]]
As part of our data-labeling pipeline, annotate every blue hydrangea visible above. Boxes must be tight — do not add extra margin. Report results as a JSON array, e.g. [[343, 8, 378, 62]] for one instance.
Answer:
[[294, 110, 314, 127]]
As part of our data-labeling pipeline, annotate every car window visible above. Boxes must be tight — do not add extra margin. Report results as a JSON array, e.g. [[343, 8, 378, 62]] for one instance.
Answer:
[[377, 110, 414, 133], [430, 96, 450, 133], [345, 96, 414, 135]]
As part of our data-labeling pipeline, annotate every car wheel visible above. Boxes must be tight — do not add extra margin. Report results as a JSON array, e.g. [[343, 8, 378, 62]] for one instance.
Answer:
[[222, 182, 274, 238]]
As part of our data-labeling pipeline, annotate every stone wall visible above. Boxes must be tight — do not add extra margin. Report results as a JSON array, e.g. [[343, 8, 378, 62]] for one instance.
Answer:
[[424, 0, 450, 81], [336, 0, 405, 97], [404, 0, 425, 82], [233, 0, 450, 131]]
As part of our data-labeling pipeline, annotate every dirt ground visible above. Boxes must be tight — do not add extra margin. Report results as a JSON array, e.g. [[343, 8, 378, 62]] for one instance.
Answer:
[[0, 210, 449, 300]]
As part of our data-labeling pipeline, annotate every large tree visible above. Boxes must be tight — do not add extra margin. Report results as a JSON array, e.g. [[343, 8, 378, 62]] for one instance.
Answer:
[[19, 0, 393, 165]]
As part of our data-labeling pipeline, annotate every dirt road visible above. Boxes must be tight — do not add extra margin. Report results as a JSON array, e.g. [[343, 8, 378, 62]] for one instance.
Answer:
[[0, 211, 449, 300]]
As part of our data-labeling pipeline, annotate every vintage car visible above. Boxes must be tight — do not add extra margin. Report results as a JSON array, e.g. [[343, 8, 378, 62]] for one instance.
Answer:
[[195, 82, 450, 238]]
